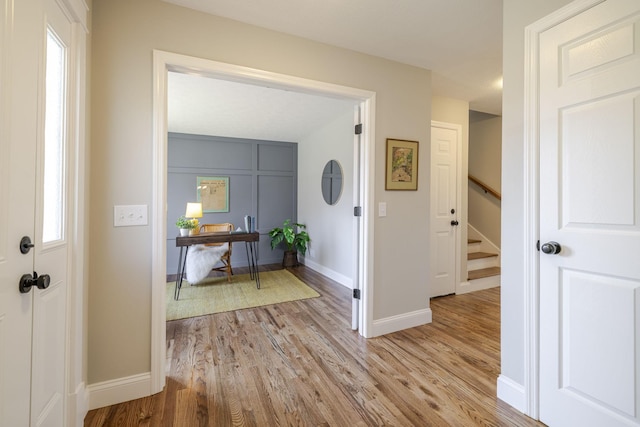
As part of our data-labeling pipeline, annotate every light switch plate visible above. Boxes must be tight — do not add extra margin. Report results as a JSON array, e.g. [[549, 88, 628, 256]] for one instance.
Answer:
[[114, 205, 148, 227], [378, 202, 387, 217]]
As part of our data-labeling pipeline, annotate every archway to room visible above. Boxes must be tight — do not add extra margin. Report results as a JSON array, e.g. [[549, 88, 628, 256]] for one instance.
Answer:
[[150, 50, 376, 393], [164, 74, 356, 319]]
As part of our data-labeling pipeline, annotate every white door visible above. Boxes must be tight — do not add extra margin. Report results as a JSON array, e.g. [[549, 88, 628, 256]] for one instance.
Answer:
[[538, 1, 640, 425], [429, 122, 460, 298], [0, 0, 73, 425], [353, 106, 363, 330]]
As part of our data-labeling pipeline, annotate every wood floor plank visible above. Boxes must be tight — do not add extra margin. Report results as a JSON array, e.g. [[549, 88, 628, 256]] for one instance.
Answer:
[[85, 265, 543, 427]]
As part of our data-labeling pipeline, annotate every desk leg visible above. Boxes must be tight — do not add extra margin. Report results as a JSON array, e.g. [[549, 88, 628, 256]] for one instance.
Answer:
[[245, 241, 260, 289], [244, 242, 253, 280], [175, 246, 189, 300]]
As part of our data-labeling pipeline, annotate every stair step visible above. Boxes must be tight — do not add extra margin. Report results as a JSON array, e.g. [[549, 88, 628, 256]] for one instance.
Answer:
[[468, 251, 498, 261], [467, 238, 482, 254], [468, 266, 501, 281]]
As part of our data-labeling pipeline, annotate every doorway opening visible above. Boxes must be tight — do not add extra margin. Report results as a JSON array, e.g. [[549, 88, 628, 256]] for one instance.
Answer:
[[151, 50, 376, 394]]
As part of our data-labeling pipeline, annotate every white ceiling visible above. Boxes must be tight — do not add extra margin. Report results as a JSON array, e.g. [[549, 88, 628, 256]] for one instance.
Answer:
[[166, 0, 503, 141], [168, 72, 357, 142]]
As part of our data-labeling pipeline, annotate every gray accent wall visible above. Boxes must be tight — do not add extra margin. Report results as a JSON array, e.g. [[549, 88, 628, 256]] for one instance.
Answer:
[[167, 132, 297, 273]]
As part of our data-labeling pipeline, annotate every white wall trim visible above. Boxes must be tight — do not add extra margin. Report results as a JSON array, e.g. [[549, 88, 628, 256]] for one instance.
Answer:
[[302, 258, 353, 289], [457, 275, 500, 295], [62, 10, 88, 426], [87, 373, 151, 411], [59, 0, 88, 31], [371, 308, 432, 337], [151, 51, 169, 395], [67, 382, 89, 427], [522, 0, 605, 419], [152, 50, 377, 392], [497, 375, 526, 413]]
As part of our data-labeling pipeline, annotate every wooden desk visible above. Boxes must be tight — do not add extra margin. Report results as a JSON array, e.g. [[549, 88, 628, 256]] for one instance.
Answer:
[[174, 231, 260, 300]]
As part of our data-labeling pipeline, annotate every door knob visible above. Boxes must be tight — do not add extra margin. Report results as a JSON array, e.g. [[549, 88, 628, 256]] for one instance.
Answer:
[[19, 272, 51, 294], [540, 241, 562, 255], [451, 220, 459, 226]]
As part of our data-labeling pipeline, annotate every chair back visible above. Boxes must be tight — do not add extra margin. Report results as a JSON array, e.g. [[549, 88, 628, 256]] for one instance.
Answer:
[[199, 223, 234, 251], [200, 223, 234, 234]]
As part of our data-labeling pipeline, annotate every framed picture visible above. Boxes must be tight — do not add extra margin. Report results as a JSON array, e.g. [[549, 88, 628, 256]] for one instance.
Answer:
[[197, 176, 229, 212], [385, 138, 419, 190]]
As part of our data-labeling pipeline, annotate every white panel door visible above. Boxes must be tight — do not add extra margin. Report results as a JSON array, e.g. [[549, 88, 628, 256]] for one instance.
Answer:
[[0, 0, 39, 424], [539, 1, 640, 426], [0, 0, 72, 425], [429, 122, 460, 298]]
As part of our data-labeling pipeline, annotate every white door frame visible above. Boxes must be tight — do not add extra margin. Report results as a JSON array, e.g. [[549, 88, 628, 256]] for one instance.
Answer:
[[151, 50, 376, 393], [522, 0, 605, 418]]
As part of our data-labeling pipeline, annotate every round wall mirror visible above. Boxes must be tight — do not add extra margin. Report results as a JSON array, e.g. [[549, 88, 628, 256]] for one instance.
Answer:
[[321, 160, 343, 205]]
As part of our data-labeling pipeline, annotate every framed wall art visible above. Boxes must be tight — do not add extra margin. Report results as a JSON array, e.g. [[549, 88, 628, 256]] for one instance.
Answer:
[[385, 138, 419, 190], [197, 176, 229, 212]]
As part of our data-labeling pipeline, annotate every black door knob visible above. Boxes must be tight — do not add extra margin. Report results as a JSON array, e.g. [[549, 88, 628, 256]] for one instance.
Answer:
[[450, 220, 459, 226], [19, 272, 51, 294], [541, 241, 562, 255]]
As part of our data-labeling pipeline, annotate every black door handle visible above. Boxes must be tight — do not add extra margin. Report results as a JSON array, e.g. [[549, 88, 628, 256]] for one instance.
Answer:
[[19, 272, 51, 293], [451, 220, 459, 226]]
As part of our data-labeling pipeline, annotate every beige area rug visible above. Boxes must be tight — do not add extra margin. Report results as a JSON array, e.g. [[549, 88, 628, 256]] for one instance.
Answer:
[[167, 269, 320, 321]]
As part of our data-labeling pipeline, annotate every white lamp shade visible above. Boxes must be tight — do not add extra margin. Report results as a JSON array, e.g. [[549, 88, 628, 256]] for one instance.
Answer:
[[185, 202, 203, 218]]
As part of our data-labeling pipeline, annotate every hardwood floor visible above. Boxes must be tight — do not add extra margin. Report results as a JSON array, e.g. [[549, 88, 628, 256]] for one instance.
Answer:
[[85, 265, 543, 426]]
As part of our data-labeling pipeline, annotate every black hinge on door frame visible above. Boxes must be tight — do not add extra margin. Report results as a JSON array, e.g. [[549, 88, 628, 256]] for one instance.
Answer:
[[353, 289, 361, 299], [354, 206, 362, 217], [536, 240, 540, 251], [355, 123, 363, 135]]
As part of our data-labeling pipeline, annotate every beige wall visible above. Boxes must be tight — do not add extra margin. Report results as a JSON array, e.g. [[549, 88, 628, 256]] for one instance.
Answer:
[[469, 111, 501, 247], [90, 0, 431, 384], [501, 0, 573, 388]]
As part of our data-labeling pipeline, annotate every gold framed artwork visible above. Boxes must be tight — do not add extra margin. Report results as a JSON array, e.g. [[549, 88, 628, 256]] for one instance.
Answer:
[[197, 176, 229, 212], [385, 138, 419, 190]]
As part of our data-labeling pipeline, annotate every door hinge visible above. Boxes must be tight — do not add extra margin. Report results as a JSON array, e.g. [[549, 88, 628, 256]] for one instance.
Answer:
[[355, 123, 363, 135], [536, 240, 540, 251], [353, 288, 361, 299], [354, 206, 362, 217]]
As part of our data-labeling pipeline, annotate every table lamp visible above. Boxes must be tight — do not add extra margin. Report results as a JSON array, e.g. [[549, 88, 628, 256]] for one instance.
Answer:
[[185, 202, 203, 235]]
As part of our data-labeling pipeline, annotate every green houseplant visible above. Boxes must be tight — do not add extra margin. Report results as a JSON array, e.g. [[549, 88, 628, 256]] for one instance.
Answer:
[[175, 215, 196, 236], [269, 219, 310, 267]]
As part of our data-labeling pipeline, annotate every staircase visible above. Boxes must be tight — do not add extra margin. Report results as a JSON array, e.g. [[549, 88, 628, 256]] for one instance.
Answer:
[[465, 238, 501, 292]]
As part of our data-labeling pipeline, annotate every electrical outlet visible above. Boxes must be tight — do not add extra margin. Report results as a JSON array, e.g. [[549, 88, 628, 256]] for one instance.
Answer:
[[114, 205, 148, 227]]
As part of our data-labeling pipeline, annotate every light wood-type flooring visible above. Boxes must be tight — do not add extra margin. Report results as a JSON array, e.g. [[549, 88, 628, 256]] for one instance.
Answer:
[[85, 265, 544, 426]]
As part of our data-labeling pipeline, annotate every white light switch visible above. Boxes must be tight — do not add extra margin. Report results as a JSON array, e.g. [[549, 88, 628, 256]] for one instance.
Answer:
[[114, 205, 148, 227], [378, 202, 387, 217]]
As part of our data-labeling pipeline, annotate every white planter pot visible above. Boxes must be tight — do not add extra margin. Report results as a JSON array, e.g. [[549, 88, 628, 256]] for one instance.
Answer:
[[179, 228, 190, 237]]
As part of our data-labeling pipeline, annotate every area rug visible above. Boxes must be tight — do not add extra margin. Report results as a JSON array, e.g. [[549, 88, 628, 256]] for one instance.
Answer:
[[166, 269, 320, 321]]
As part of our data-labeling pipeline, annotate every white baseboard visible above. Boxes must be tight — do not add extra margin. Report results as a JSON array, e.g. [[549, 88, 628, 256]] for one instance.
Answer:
[[457, 275, 500, 295], [371, 308, 432, 337], [67, 382, 89, 427], [301, 258, 353, 289], [497, 375, 526, 413], [87, 372, 152, 410]]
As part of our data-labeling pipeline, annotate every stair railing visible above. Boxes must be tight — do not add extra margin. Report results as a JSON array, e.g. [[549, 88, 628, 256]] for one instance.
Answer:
[[468, 174, 501, 200]]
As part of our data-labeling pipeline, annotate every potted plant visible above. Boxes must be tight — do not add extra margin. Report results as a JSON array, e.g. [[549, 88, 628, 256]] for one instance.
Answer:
[[175, 216, 196, 237], [269, 219, 310, 267]]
